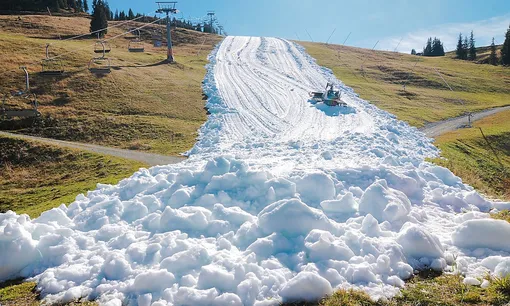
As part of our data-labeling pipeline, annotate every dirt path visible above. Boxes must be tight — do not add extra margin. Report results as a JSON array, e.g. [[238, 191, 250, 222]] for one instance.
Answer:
[[0, 131, 186, 167], [419, 105, 510, 138]]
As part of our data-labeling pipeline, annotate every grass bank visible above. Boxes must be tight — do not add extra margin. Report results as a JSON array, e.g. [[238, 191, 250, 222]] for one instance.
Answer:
[[0, 135, 146, 218], [433, 109, 510, 200]]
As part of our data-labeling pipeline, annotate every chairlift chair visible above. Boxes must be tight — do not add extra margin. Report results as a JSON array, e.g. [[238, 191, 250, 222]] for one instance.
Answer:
[[89, 41, 111, 74], [94, 40, 111, 54], [128, 29, 145, 53], [41, 44, 64, 76], [1, 67, 41, 120]]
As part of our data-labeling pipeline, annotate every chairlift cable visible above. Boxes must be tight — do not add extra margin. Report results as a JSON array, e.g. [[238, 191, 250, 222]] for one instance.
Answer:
[[56, 10, 159, 44]]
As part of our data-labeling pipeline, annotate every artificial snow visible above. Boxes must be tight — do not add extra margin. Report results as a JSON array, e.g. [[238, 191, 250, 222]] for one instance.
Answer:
[[1, 36, 510, 306]]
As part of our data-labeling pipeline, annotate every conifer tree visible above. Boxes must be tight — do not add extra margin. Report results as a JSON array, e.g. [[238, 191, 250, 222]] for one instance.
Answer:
[[83, 0, 88, 12], [462, 36, 469, 60], [423, 37, 432, 56], [456, 33, 464, 59], [430, 37, 445, 56], [502, 24, 510, 66], [77, 0, 83, 12], [411, 49, 416, 55], [90, 0, 108, 37], [128, 8, 135, 19], [468, 31, 476, 61], [489, 38, 498, 66]]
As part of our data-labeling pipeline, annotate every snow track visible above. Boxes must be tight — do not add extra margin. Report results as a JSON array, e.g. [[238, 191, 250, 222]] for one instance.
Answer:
[[213, 36, 373, 146], [1, 37, 510, 306]]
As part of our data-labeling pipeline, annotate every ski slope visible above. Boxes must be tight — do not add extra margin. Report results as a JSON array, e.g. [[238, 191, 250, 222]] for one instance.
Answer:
[[1, 36, 510, 306]]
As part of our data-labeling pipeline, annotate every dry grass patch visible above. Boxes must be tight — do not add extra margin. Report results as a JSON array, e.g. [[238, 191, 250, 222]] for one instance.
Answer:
[[0, 15, 222, 155]]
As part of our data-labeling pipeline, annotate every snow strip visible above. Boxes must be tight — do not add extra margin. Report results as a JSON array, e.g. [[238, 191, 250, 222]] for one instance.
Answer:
[[1, 36, 510, 306]]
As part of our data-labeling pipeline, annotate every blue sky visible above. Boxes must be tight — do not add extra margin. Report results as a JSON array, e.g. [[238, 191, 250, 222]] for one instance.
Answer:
[[107, 0, 510, 52]]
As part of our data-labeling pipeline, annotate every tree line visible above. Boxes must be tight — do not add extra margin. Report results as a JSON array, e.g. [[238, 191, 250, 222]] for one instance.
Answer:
[[1, 1, 220, 35], [410, 37, 445, 57], [0, 0, 89, 12], [455, 31, 477, 60], [89, 2, 220, 38], [491, 24, 510, 66], [410, 24, 510, 66]]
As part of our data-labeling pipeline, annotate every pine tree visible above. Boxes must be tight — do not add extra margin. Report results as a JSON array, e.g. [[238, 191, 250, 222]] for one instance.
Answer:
[[83, 0, 88, 12], [456, 33, 464, 59], [90, 0, 108, 37], [53, 0, 61, 10], [128, 8, 135, 19], [411, 49, 416, 55], [77, 0, 83, 12], [502, 24, 510, 66], [423, 37, 432, 56], [461, 36, 468, 60], [468, 31, 476, 61], [489, 38, 498, 66], [114, 9, 119, 21]]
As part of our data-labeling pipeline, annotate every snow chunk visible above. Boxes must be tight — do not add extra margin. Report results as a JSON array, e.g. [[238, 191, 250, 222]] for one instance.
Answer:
[[296, 172, 336, 203], [463, 277, 481, 286], [133, 270, 175, 294], [280, 271, 333, 302], [452, 219, 510, 252], [320, 192, 358, 213], [397, 224, 444, 259], [304, 230, 354, 261], [258, 198, 333, 236], [359, 180, 411, 222]]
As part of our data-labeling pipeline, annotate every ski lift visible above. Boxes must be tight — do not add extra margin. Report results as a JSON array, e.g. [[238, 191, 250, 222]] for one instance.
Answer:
[[94, 40, 111, 54], [128, 29, 145, 53], [41, 44, 64, 76], [89, 41, 111, 74], [1, 67, 41, 120]]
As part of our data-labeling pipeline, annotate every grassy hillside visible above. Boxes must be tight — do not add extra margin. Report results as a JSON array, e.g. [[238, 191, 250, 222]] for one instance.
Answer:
[[301, 42, 510, 127], [433, 109, 510, 200], [446, 44, 503, 65], [0, 135, 146, 218], [302, 42, 510, 201], [0, 15, 222, 155]]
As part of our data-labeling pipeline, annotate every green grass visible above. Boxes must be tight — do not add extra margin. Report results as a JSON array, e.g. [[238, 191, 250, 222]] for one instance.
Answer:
[[301, 42, 510, 127], [0, 135, 146, 218], [0, 280, 96, 306], [493, 210, 510, 222], [281, 272, 510, 306], [0, 15, 221, 155], [432, 109, 510, 200], [0, 280, 38, 305]]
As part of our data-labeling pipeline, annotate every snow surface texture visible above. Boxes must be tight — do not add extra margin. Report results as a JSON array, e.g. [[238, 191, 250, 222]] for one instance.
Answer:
[[1, 36, 510, 306]]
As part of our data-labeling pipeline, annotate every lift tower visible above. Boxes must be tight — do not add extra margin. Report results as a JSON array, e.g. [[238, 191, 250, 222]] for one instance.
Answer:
[[207, 11, 215, 33], [157, 2, 178, 63]]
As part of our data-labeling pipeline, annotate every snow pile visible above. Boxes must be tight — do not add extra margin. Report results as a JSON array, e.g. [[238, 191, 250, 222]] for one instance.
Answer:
[[1, 36, 510, 305]]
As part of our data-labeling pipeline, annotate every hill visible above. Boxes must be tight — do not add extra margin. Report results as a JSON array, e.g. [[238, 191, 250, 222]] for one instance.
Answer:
[[301, 42, 510, 127], [0, 15, 222, 155], [302, 41, 510, 200], [445, 44, 503, 64]]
